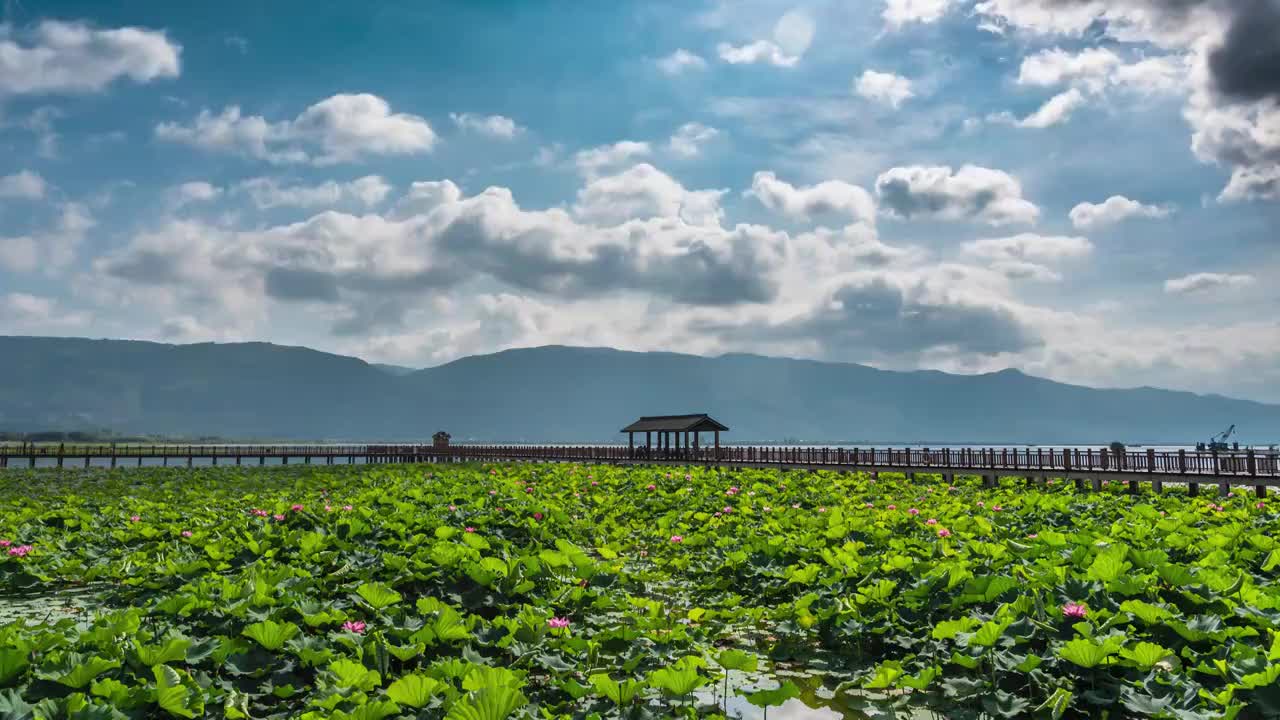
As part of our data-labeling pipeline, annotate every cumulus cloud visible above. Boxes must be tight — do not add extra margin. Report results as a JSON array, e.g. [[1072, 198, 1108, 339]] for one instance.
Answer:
[[236, 176, 392, 209], [0, 170, 46, 199], [1163, 272, 1256, 294], [717, 9, 814, 68], [0, 20, 180, 96], [92, 170, 789, 340], [573, 163, 726, 227], [874, 165, 1041, 225], [1069, 195, 1173, 229], [656, 49, 708, 75], [970, 0, 1279, 201], [883, 0, 957, 26], [171, 181, 222, 207], [0, 292, 88, 330], [705, 265, 1042, 360], [573, 140, 652, 176], [746, 171, 877, 224], [961, 233, 1093, 281], [667, 122, 719, 158], [155, 93, 437, 165], [0, 203, 94, 273], [449, 113, 523, 139], [1017, 88, 1088, 127], [855, 70, 916, 108]]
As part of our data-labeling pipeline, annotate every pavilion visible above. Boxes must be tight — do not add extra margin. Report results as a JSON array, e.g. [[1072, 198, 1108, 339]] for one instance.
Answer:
[[620, 414, 729, 459]]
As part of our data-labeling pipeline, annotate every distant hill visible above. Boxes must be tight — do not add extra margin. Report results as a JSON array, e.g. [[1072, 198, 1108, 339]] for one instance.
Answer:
[[2, 336, 1278, 444], [370, 363, 420, 377]]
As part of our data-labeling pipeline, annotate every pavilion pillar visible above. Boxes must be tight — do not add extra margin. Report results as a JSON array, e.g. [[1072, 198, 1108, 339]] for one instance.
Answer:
[[628, 432, 634, 458], [693, 431, 700, 459], [714, 431, 720, 460], [646, 431, 651, 458]]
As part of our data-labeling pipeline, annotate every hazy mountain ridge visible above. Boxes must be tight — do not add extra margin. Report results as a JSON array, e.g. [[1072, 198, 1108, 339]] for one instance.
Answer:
[[1, 336, 1277, 444]]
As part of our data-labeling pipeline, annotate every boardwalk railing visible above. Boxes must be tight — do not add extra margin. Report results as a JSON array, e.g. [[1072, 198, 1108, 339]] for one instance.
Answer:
[[2, 442, 1276, 480]]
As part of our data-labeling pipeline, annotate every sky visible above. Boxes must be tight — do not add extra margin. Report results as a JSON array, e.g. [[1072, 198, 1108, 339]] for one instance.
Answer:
[[1, 0, 1278, 403]]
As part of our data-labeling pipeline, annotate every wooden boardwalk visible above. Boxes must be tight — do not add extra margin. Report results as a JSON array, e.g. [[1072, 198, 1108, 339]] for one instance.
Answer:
[[1, 442, 1277, 497]]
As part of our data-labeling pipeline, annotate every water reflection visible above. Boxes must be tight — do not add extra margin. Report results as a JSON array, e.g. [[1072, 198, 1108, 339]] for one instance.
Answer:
[[693, 670, 938, 720]]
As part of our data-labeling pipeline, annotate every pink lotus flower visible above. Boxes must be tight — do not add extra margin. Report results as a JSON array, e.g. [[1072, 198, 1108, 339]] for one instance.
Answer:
[[181, 530, 193, 538], [325, 505, 333, 512], [574, 492, 581, 498], [533, 512, 543, 521], [792, 503, 801, 509], [489, 490, 497, 495], [925, 518, 938, 525], [646, 484, 656, 491], [817, 507, 826, 513], [665, 473, 672, 479], [548, 617, 570, 629], [937, 528, 951, 538], [1062, 603, 1087, 620], [489, 470, 497, 475], [763, 506, 772, 512], [864, 502, 873, 508], [342, 505, 353, 512], [0, 540, 10, 547], [976, 501, 985, 508], [948, 486, 957, 491], [343, 620, 367, 634], [130, 515, 141, 523], [591, 481, 599, 486], [1258, 502, 1267, 509], [1027, 533, 1038, 539], [251, 508, 268, 517], [465, 527, 476, 533], [273, 513, 286, 521], [908, 508, 920, 516], [992, 505, 1003, 512], [639, 550, 648, 557], [713, 512, 722, 518], [525, 487, 534, 494], [670, 535, 683, 543], [887, 504, 897, 511], [291, 504, 304, 512], [8, 544, 32, 557], [722, 506, 733, 513]]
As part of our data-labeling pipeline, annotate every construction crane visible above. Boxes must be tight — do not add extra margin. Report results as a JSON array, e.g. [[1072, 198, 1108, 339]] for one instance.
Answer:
[[1197, 424, 1236, 452]]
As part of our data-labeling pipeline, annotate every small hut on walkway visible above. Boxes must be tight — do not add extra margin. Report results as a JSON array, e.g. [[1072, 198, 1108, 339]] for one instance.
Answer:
[[620, 414, 729, 460]]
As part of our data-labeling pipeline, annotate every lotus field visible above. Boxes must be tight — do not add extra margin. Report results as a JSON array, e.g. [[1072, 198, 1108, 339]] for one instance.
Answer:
[[2, 464, 1280, 719]]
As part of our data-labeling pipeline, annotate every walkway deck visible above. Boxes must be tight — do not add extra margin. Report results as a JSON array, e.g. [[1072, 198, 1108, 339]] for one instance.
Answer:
[[1, 442, 1277, 496]]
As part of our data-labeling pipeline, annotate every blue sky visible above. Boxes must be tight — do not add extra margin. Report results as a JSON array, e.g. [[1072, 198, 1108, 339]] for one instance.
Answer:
[[1, 0, 1278, 402]]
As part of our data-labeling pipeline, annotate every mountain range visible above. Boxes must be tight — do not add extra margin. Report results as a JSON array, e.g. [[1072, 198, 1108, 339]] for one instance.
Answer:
[[1, 335, 1277, 444]]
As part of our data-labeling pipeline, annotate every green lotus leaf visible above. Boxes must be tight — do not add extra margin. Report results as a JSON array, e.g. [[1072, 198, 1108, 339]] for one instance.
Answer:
[[1058, 637, 1122, 669], [0, 648, 29, 685], [745, 680, 801, 708], [589, 674, 642, 705], [715, 649, 758, 672], [444, 686, 528, 720], [329, 659, 383, 691], [385, 674, 444, 708], [1035, 687, 1074, 719], [55, 656, 121, 689], [242, 620, 300, 651], [132, 637, 191, 667], [355, 582, 402, 610], [1119, 642, 1175, 671], [647, 660, 708, 697], [153, 664, 204, 719]]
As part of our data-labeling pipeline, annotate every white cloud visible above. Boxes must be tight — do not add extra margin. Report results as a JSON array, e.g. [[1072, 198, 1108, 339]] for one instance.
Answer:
[[1018, 47, 1122, 93], [0, 170, 46, 200], [236, 176, 393, 209], [875, 165, 1041, 225], [717, 40, 801, 67], [667, 122, 719, 158], [962, 233, 1092, 281], [1164, 272, 1256, 295], [656, 49, 708, 75], [573, 163, 726, 227], [1018, 88, 1087, 128], [573, 140, 651, 176], [1069, 195, 1172, 230], [449, 113, 523, 139], [716, 9, 814, 68], [0, 203, 94, 273], [0, 292, 88, 329], [0, 20, 180, 96], [746, 171, 877, 224], [855, 70, 915, 108], [156, 93, 437, 165], [173, 181, 222, 206], [883, 0, 956, 27]]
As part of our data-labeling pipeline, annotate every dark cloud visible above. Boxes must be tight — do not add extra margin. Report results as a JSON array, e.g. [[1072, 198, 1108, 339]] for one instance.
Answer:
[[263, 268, 341, 302], [1208, 0, 1280, 102]]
